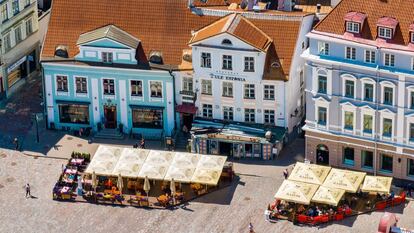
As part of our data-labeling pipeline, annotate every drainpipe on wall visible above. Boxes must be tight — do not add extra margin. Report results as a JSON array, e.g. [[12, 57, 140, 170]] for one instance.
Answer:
[[374, 62, 380, 176], [41, 65, 48, 129], [168, 68, 177, 135]]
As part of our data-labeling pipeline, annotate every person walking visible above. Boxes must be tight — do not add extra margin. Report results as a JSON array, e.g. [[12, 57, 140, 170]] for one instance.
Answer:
[[25, 183, 31, 198], [13, 138, 19, 151], [248, 222, 254, 233], [140, 138, 145, 149], [283, 169, 289, 179]]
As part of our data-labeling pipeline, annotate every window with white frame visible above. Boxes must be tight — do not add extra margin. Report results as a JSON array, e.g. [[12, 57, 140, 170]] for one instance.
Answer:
[[383, 86, 393, 105], [318, 42, 329, 55], [411, 58, 414, 71], [264, 109, 275, 124], [363, 114, 373, 133], [130, 80, 142, 96], [12, 0, 19, 15], [344, 111, 354, 130], [75, 77, 87, 93], [244, 108, 255, 123], [378, 27, 392, 39], [345, 80, 355, 98], [1, 3, 8, 22], [25, 17, 33, 35], [103, 79, 115, 95], [410, 123, 414, 141], [382, 118, 392, 137], [244, 57, 254, 72], [346, 21, 360, 33], [345, 47, 356, 60], [201, 52, 211, 68], [223, 106, 233, 121], [365, 50, 376, 63], [318, 74, 327, 94], [182, 77, 193, 92], [222, 82, 233, 97], [222, 55, 232, 70], [318, 107, 327, 125], [14, 25, 22, 44], [3, 33, 11, 51], [264, 85, 275, 100], [384, 53, 395, 67], [150, 81, 162, 98], [56, 75, 68, 92], [244, 84, 255, 99], [201, 79, 212, 95], [364, 83, 374, 101], [202, 104, 213, 118], [102, 52, 113, 63]]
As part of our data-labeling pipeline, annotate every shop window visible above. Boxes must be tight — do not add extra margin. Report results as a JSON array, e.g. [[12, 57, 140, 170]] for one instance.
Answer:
[[364, 83, 374, 101], [222, 82, 233, 97], [318, 74, 327, 94], [264, 109, 275, 124], [223, 106, 233, 121], [244, 57, 254, 72], [363, 114, 373, 134], [202, 104, 213, 118], [103, 79, 115, 95], [344, 111, 354, 130], [264, 85, 275, 100], [132, 108, 163, 129], [150, 81, 162, 98], [201, 52, 211, 68], [201, 80, 212, 95], [361, 150, 373, 169], [382, 118, 392, 137], [130, 80, 142, 97], [343, 147, 355, 166], [408, 159, 414, 177], [58, 104, 89, 124], [317, 107, 327, 125], [56, 75, 68, 92], [222, 55, 232, 70], [345, 80, 355, 98], [75, 77, 87, 94], [380, 154, 393, 173], [244, 108, 255, 123], [244, 84, 255, 99]]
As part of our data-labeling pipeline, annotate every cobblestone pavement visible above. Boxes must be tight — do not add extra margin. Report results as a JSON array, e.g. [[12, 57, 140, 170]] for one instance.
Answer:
[[0, 139, 413, 233], [0, 75, 43, 149]]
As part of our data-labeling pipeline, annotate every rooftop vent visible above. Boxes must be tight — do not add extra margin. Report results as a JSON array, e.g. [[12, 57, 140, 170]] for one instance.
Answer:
[[54, 45, 68, 58], [149, 51, 163, 64], [316, 4, 321, 14]]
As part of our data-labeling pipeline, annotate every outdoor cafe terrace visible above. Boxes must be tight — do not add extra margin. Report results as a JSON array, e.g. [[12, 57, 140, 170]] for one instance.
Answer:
[[265, 162, 407, 226], [52, 145, 235, 208]]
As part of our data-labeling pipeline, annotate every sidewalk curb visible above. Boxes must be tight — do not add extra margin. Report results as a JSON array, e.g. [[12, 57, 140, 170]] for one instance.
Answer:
[[22, 151, 69, 160]]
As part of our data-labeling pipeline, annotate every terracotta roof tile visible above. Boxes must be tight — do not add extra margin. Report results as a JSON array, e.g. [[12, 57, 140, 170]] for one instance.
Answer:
[[42, 0, 303, 78], [315, 0, 414, 45]]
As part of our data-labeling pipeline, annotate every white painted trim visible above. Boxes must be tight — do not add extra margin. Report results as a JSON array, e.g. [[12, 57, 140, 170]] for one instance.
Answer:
[[360, 108, 376, 139], [361, 77, 376, 102], [380, 111, 396, 141], [128, 78, 144, 101], [341, 104, 357, 135], [54, 74, 69, 96], [341, 74, 357, 99], [73, 75, 89, 98], [380, 81, 396, 106]]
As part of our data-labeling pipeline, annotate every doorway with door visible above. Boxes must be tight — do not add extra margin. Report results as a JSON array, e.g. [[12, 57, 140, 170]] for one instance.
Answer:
[[104, 106, 117, 129], [316, 144, 329, 165], [182, 113, 193, 131]]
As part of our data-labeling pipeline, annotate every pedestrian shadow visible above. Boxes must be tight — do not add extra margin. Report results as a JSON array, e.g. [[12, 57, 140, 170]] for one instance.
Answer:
[[29, 195, 38, 199]]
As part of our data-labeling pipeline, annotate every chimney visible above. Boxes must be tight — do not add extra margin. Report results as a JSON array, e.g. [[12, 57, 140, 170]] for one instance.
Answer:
[[316, 3, 321, 14], [247, 0, 255, 11]]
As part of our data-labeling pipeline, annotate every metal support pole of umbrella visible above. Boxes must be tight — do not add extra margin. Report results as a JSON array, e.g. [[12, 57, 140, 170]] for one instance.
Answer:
[[144, 176, 150, 203], [117, 173, 123, 195], [92, 171, 97, 193], [170, 178, 176, 205]]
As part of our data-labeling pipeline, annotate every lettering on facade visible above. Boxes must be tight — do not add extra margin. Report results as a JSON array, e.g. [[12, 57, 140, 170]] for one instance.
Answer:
[[207, 133, 260, 143], [209, 73, 246, 82]]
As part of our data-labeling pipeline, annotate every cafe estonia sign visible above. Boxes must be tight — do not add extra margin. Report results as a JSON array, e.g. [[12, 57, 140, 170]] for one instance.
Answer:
[[209, 73, 246, 82], [207, 133, 260, 143]]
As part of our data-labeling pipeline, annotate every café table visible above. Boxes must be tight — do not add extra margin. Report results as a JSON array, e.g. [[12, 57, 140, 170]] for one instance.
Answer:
[[70, 158, 84, 166], [65, 168, 78, 175]]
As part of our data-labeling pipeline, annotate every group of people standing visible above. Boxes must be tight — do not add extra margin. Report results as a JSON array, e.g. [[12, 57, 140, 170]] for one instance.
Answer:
[[133, 138, 146, 149]]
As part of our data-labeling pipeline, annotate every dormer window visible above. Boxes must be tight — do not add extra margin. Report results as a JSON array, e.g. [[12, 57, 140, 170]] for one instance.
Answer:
[[346, 21, 360, 33], [378, 27, 393, 39], [410, 23, 414, 43], [221, 39, 232, 46], [377, 17, 398, 40], [102, 52, 113, 63]]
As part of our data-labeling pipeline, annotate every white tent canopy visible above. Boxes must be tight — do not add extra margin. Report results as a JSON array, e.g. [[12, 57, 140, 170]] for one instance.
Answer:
[[85, 145, 227, 185]]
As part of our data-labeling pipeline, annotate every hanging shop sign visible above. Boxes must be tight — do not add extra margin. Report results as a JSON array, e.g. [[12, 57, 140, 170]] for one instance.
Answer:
[[207, 133, 260, 143], [7, 56, 27, 74]]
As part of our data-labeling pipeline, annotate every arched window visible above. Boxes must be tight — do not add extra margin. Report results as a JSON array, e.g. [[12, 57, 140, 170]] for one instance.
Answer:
[[221, 39, 232, 46]]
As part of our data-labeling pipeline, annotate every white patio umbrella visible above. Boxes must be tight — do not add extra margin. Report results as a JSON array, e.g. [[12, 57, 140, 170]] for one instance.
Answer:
[[144, 176, 151, 199], [92, 171, 97, 192], [170, 178, 176, 204], [117, 173, 123, 194]]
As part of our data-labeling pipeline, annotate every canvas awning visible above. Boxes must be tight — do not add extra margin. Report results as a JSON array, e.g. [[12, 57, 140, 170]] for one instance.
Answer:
[[191, 168, 222, 186], [197, 155, 226, 170], [274, 180, 319, 205], [311, 186, 345, 206], [361, 175, 393, 194], [111, 148, 150, 177], [85, 145, 123, 175], [288, 162, 331, 185], [323, 168, 366, 193], [164, 152, 199, 182]]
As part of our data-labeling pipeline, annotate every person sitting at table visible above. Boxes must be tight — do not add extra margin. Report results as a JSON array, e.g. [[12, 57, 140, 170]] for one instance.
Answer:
[[297, 204, 305, 214], [315, 206, 321, 216], [105, 179, 113, 188], [307, 208, 314, 217], [388, 190, 395, 200], [328, 208, 334, 216]]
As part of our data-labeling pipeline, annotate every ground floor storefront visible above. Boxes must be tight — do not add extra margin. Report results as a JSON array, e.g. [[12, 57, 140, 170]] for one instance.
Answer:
[[305, 130, 414, 181], [190, 118, 286, 160], [1, 45, 39, 99]]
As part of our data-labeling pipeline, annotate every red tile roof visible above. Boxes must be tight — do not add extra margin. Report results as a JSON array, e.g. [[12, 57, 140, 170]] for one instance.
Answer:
[[314, 0, 414, 45], [42, 0, 305, 79], [189, 13, 273, 52]]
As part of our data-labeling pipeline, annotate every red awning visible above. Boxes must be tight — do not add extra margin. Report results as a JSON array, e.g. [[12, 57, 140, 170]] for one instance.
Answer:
[[176, 104, 198, 114]]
